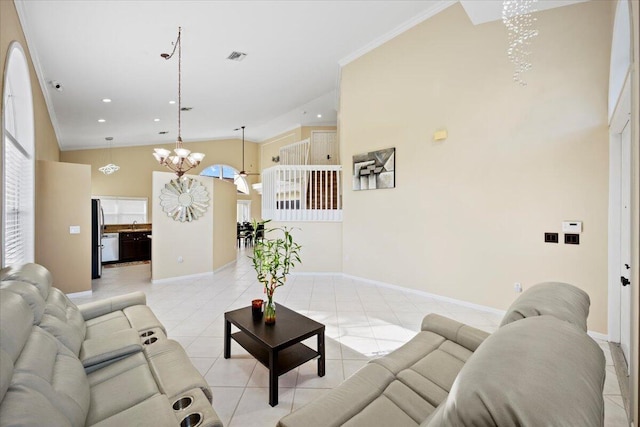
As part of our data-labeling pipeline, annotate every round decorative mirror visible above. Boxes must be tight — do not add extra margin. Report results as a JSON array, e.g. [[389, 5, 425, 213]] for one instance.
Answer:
[[160, 177, 209, 222]]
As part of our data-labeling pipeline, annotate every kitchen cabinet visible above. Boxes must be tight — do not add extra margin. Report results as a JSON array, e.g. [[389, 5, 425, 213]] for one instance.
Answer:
[[119, 231, 151, 262]]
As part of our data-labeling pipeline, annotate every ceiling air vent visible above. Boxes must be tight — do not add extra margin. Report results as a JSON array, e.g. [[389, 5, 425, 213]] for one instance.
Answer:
[[227, 51, 247, 62]]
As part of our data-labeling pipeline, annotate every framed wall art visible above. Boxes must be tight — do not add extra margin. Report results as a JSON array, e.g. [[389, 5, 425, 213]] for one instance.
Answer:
[[352, 147, 395, 191]]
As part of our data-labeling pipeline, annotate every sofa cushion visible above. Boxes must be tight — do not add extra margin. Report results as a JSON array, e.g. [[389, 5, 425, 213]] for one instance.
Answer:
[[0, 291, 34, 362], [86, 353, 161, 425], [0, 263, 53, 299], [500, 281, 590, 331], [0, 281, 45, 323], [143, 339, 213, 402], [0, 350, 13, 403], [420, 313, 489, 352], [426, 315, 605, 427], [12, 327, 90, 426], [277, 363, 395, 427], [89, 395, 178, 427]]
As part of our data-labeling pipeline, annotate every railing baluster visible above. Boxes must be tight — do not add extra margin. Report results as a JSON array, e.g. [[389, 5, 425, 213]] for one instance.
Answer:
[[261, 165, 342, 222]]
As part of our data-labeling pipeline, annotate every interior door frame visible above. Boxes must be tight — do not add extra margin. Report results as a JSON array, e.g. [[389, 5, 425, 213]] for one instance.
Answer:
[[608, 72, 631, 345]]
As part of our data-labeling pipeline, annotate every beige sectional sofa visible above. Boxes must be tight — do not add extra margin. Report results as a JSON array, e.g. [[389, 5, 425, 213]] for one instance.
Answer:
[[278, 282, 606, 427], [0, 263, 222, 427]]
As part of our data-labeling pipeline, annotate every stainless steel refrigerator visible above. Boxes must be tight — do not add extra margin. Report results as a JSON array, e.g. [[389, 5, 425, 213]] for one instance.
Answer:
[[91, 199, 103, 279]]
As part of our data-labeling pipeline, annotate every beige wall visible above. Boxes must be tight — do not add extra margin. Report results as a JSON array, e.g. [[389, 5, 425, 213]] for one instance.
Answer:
[[270, 221, 342, 273], [213, 179, 238, 271], [0, 0, 60, 163], [35, 161, 91, 293], [61, 138, 260, 220], [340, 2, 613, 333], [2, 0, 61, 268], [259, 126, 337, 171], [151, 172, 214, 280], [260, 128, 303, 171]]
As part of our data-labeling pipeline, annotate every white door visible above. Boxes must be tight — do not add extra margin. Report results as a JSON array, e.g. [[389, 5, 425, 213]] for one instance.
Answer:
[[619, 119, 631, 368], [310, 131, 338, 165]]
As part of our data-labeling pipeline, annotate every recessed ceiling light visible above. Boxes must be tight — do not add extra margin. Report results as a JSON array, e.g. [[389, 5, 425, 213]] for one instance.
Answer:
[[98, 119, 106, 123], [153, 118, 160, 122], [317, 114, 322, 118], [169, 101, 176, 104], [102, 98, 111, 103]]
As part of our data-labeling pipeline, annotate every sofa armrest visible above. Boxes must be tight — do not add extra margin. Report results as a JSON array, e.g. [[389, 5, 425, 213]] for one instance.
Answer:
[[78, 292, 147, 320], [421, 314, 489, 352], [80, 328, 143, 370]]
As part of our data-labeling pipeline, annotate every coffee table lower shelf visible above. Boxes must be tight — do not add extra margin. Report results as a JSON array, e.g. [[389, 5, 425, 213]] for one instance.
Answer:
[[231, 331, 319, 376]]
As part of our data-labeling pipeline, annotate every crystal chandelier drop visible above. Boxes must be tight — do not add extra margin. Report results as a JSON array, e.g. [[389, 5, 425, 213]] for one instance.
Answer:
[[502, 0, 539, 86], [153, 27, 205, 178], [99, 137, 120, 175]]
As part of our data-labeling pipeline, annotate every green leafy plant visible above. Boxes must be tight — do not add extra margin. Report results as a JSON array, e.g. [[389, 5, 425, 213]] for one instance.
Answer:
[[250, 221, 301, 297], [250, 220, 301, 323]]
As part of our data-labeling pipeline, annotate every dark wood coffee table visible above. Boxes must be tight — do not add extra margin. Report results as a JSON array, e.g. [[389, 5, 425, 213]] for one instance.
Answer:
[[224, 304, 325, 406]]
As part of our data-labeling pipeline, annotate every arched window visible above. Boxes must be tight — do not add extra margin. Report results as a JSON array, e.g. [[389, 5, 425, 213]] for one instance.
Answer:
[[2, 42, 35, 267], [200, 164, 250, 195]]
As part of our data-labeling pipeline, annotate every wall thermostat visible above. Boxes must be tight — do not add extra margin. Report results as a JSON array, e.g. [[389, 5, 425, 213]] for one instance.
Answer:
[[562, 221, 582, 234]]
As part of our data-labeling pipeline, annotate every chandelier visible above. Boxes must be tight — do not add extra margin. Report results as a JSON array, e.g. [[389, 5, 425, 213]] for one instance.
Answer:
[[153, 27, 205, 178], [502, 0, 539, 86], [99, 137, 120, 175]]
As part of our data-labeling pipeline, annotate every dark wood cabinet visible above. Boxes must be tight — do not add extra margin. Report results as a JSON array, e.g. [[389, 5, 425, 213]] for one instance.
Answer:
[[119, 231, 151, 262]]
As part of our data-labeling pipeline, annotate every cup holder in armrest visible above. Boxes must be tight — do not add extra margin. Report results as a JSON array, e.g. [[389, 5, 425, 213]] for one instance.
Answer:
[[173, 396, 193, 411], [143, 337, 158, 345], [179, 413, 202, 427], [140, 330, 155, 338]]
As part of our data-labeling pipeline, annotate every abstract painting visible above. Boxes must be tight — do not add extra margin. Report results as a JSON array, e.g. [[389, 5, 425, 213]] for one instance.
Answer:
[[352, 147, 395, 191]]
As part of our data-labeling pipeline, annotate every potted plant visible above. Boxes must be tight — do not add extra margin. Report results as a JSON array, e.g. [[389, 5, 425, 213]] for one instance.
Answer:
[[250, 221, 301, 324]]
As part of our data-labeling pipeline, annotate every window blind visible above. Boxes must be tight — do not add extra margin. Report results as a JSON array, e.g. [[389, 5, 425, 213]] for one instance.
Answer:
[[3, 134, 33, 266]]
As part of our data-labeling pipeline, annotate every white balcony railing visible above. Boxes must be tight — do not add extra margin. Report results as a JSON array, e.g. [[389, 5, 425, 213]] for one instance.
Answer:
[[279, 138, 310, 166], [262, 165, 342, 222]]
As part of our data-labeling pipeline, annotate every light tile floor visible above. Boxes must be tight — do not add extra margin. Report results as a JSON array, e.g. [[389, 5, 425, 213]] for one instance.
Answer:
[[74, 252, 629, 427]]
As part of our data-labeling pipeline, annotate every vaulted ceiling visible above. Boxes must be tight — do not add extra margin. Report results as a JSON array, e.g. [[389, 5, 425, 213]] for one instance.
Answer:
[[14, 0, 586, 150]]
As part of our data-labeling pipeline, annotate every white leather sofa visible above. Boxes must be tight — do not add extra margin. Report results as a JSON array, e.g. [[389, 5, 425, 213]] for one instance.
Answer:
[[0, 263, 222, 427], [278, 282, 606, 427]]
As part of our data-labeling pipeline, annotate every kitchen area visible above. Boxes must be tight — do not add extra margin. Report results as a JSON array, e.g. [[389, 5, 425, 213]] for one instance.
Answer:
[[92, 197, 151, 279]]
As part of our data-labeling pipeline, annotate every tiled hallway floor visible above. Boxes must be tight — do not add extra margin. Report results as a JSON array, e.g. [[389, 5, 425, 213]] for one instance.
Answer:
[[73, 252, 629, 427]]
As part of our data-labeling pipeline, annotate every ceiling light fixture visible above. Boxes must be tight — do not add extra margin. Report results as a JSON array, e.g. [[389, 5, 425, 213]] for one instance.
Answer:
[[98, 119, 106, 123], [98, 137, 120, 175], [153, 118, 160, 122], [152, 27, 205, 178], [169, 101, 176, 104], [234, 126, 259, 177], [102, 98, 111, 103], [502, 0, 539, 86], [317, 114, 322, 118]]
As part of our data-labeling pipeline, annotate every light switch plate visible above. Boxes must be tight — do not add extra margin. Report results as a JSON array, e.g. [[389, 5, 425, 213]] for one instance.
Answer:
[[562, 221, 582, 234], [69, 226, 80, 234]]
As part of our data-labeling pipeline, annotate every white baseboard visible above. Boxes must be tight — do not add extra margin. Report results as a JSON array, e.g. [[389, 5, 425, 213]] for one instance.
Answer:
[[151, 271, 214, 284], [341, 273, 506, 316], [587, 330, 609, 341], [67, 290, 92, 298], [338, 273, 611, 340], [214, 259, 237, 273], [291, 271, 342, 276]]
